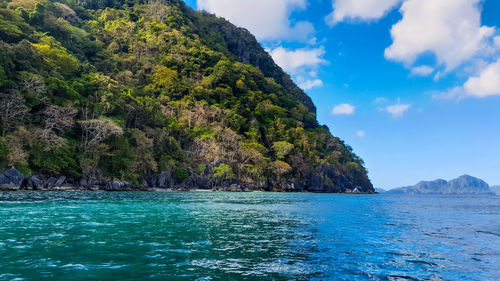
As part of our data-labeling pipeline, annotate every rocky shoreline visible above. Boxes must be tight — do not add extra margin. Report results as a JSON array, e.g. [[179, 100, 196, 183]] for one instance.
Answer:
[[0, 168, 373, 194]]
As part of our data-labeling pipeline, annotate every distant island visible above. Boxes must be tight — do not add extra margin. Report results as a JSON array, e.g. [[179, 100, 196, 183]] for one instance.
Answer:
[[491, 186, 500, 196], [386, 175, 496, 196]]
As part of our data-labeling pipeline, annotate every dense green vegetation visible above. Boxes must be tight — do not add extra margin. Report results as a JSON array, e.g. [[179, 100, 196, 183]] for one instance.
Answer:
[[0, 0, 372, 191]]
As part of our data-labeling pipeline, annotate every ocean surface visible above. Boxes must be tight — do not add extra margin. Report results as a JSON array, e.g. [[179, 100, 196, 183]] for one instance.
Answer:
[[0, 192, 499, 281]]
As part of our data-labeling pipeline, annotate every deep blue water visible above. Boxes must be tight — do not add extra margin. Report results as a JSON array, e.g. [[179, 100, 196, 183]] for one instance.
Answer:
[[0, 192, 499, 280]]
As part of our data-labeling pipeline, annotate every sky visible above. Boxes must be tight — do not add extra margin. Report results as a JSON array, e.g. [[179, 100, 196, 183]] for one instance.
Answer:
[[183, 0, 500, 189]]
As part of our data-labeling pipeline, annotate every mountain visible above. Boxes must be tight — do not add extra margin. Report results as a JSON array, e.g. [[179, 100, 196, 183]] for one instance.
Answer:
[[387, 175, 495, 195], [0, 0, 373, 192], [491, 186, 500, 195], [374, 188, 386, 193]]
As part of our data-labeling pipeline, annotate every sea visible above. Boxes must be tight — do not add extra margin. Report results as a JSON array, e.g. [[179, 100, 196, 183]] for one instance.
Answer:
[[0, 192, 499, 280]]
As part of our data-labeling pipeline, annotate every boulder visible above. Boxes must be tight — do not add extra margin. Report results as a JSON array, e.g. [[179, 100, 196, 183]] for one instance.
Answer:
[[3, 168, 25, 186], [22, 176, 43, 190], [55, 176, 66, 187], [228, 184, 242, 192], [0, 174, 17, 189], [44, 177, 58, 188], [104, 181, 131, 191], [79, 178, 97, 188]]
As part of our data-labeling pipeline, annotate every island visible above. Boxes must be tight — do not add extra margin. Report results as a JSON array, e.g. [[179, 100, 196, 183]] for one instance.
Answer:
[[386, 175, 495, 196], [491, 186, 500, 196], [0, 0, 373, 193]]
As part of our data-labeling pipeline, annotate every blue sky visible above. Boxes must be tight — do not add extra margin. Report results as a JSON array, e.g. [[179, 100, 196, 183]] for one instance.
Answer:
[[184, 0, 500, 189]]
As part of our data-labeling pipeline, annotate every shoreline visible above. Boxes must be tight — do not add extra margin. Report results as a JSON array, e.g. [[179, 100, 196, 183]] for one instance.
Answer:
[[0, 186, 375, 194], [0, 168, 375, 194]]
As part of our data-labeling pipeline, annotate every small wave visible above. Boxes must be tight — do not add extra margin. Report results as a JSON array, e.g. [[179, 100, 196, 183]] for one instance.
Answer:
[[407, 260, 438, 267], [387, 275, 422, 281], [476, 230, 500, 237], [62, 264, 88, 270]]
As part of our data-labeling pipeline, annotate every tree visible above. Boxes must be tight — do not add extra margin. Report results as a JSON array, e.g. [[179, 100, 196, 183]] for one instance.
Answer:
[[78, 116, 123, 179], [34, 129, 67, 151], [31, 41, 79, 74], [272, 160, 292, 181], [212, 163, 235, 180], [0, 137, 8, 170], [6, 128, 29, 168], [0, 66, 6, 87], [148, 0, 169, 21], [32, 105, 78, 151], [0, 93, 30, 136], [42, 104, 77, 133], [173, 168, 189, 183], [21, 73, 46, 96], [130, 129, 157, 176], [272, 141, 294, 160], [150, 65, 178, 93], [79, 117, 123, 154]]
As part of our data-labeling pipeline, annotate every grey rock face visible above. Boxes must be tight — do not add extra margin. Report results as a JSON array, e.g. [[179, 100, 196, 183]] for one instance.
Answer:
[[0, 174, 15, 188], [3, 168, 24, 185], [55, 176, 67, 187]]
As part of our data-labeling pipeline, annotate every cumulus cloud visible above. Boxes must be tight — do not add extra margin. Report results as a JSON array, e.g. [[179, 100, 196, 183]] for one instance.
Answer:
[[385, 102, 411, 118], [332, 103, 355, 115], [385, 0, 495, 72], [410, 65, 434, 77], [298, 79, 323, 90], [357, 130, 366, 137], [326, 0, 401, 25], [464, 59, 500, 97], [197, 0, 314, 41], [269, 47, 327, 74], [433, 59, 500, 100], [495, 36, 500, 49], [269, 47, 327, 90]]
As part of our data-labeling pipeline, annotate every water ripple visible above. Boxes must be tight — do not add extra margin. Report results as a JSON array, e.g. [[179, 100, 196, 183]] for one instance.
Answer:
[[0, 191, 499, 280]]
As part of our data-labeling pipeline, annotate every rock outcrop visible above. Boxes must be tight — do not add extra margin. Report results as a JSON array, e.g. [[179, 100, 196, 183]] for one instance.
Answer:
[[0, 167, 374, 193]]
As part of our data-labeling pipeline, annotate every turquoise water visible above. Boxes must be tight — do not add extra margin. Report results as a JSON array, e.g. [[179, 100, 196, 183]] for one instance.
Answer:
[[0, 192, 499, 280]]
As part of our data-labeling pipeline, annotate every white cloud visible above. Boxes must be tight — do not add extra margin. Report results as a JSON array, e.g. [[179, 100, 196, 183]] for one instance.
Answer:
[[431, 87, 466, 101], [197, 0, 314, 41], [464, 58, 500, 97], [410, 65, 434, 77], [385, 0, 495, 72], [298, 79, 323, 90], [269, 47, 327, 74], [332, 103, 355, 115], [270, 47, 328, 91], [385, 102, 411, 118], [357, 130, 366, 137], [495, 36, 500, 49], [326, 0, 401, 25], [374, 97, 388, 104], [433, 58, 500, 100]]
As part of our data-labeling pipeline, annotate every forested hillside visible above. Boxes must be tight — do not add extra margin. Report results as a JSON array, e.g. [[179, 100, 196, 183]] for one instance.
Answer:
[[0, 0, 373, 192]]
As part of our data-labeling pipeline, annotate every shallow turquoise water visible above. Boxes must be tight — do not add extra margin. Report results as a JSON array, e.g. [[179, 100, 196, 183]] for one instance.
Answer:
[[0, 192, 499, 280]]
